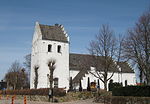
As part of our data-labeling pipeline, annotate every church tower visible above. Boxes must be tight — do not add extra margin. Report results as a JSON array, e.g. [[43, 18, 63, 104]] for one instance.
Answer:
[[30, 22, 69, 89]]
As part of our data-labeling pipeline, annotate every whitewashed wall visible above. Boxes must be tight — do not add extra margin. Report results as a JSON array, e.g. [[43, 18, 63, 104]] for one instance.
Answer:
[[31, 23, 69, 90], [69, 70, 79, 79], [70, 70, 136, 90], [30, 22, 41, 89]]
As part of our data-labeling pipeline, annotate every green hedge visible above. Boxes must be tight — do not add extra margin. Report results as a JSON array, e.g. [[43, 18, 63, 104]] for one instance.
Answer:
[[0, 88, 66, 97], [112, 86, 150, 97], [94, 96, 150, 104], [109, 82, 122, 91]]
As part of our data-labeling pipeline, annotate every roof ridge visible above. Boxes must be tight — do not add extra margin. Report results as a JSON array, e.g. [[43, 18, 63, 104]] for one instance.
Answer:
[[70, 53, 92, 56]]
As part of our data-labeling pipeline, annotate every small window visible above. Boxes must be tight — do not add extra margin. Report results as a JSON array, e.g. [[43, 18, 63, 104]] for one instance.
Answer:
[[54, 78, 58, 88], [57, 45, 61, 53], [48, 44, 52, 52]]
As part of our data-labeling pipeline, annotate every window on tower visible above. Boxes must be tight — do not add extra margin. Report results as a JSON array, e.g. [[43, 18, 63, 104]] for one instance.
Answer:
[[48, 44, 52, 52], [54, 78, 58, 88], [57, 45, 61, 53]]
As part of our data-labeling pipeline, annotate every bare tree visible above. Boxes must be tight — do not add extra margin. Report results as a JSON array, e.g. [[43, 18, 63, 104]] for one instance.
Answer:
[[4, 61, 28, 89], [116, 35, 124, 83], [23, 54, 31, 70], [88, 24, 118, 90], [5, 61, 21, 89], [34, 65, 39, 89], [19, 68, 29, 89], [123, 11, 150, 85], [23, 54, 31, 88], [5, 71, 17, 90], [47, 60, 56, 90]]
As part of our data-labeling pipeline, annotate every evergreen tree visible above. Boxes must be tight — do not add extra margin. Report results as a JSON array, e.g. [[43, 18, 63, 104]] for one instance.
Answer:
[[125, 80, 128, 86], [97, 79, 100, 89], [69, 77, 73, 91], [87, 77, 91, 91], [79, 80, 82, 92]]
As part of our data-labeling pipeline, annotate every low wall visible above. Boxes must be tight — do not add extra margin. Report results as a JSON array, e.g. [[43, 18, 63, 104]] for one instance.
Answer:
[[0, 92, 94, 102], [0, 95, 49, 102], [94, 96, 150, 104]]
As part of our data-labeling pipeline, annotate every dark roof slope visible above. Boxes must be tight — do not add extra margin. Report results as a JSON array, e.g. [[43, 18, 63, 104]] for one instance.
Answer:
[[72, 69, 88, 84], [69, 53, 134, 73], [39, 24, 68, 42], [118, 62, 134, 73], [69, 53, 92, 71], [69, 53, 134, 84]]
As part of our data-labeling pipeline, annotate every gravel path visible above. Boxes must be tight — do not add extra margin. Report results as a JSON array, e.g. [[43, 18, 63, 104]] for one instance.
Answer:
[[0, 99, 103, 104]]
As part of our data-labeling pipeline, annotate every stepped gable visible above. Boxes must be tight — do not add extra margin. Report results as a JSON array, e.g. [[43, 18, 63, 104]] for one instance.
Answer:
[[39, 24, 68, 42]]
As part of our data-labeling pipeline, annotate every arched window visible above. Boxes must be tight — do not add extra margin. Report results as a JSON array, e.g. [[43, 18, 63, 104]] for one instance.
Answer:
[[48, 44, 52, 52], [57, 45, 61, 53]]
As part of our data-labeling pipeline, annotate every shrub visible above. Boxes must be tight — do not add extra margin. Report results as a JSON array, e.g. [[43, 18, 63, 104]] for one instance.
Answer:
[[109, 82, 122, 91], [0, 88, 66, 96], [112, 86, 150, 97], [94, 96, 150, 104]]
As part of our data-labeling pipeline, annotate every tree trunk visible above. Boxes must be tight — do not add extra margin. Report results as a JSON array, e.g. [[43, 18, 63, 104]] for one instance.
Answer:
[[139, 69, 143, 83], [50, 73, 53, 89], [7, 82, 9, 90], [146, 72, 150, 85], [104, 80, 107, 90], [14, 84, 16, 90], [50, 80, 53, 89]]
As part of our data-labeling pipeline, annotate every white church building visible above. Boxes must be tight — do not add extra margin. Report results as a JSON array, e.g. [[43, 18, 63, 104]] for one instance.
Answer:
[[30, 22, 136, 90]]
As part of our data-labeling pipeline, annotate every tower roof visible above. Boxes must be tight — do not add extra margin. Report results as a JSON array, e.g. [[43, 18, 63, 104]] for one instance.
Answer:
[[39, 24, 69, 42]]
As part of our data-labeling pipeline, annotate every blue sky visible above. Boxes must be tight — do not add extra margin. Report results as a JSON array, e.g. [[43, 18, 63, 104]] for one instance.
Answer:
[[0, 0, 149, 80]]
